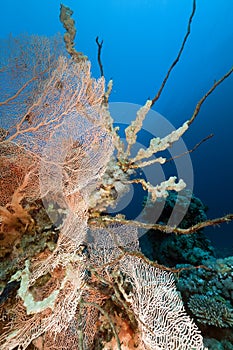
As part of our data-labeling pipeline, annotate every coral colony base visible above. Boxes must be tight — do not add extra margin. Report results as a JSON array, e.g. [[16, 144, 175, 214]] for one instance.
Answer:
[[0, 1, 233, 349]]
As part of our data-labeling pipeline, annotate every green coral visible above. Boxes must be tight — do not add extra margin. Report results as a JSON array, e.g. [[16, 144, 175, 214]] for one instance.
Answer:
[[188, 294, 233, 328]]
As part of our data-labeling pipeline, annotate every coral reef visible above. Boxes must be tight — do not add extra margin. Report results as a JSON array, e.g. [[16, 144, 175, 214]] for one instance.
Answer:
[[188, 294, 233, 328], [174, 256, 233, 346], [0, 40, 206, 349], [0, 2, 232, 349]]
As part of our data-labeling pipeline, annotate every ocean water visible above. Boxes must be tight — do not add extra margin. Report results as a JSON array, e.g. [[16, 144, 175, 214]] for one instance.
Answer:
[[0, 0, 232, 253]]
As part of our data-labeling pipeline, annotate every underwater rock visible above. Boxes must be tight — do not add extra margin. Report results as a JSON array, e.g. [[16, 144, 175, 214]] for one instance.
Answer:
[[140, 189, 214, 266]]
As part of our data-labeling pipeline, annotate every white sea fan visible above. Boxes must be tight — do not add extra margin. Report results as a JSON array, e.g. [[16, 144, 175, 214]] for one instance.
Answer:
[[121, 254, 206, 350]]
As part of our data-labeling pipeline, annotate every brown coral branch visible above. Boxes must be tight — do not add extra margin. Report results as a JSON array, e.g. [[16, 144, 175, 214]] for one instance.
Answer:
[[87, 265, 138, 328], [89, 251, 209, 276], [82, 300, 122, 350], [116, 248, 210, 273], [96, 36, 104, 77], [151, 0, 196, 106], [165, 133, 214, 163], [89, 213, 233, 235], [129, 134, 213, 169], [187, 66, 233, 126]]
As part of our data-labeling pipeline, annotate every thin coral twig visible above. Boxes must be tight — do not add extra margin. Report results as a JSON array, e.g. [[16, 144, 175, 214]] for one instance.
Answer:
[[96, 36, 104, 77], [151, 0, 196, 106], [165, 133, 214, 163], [187, 66, 233, 126], [129, 133, 213, 169]]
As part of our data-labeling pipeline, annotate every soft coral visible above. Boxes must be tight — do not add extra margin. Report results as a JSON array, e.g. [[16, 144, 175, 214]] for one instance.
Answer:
[[0, 172, 35, 233]]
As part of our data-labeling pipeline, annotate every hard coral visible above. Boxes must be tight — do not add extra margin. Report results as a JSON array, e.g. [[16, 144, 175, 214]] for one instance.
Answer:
[[188, 294, 233, 328]]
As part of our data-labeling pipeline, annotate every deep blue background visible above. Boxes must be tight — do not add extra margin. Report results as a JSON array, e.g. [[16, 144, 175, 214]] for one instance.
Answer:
[[0, 0, 232, 252]]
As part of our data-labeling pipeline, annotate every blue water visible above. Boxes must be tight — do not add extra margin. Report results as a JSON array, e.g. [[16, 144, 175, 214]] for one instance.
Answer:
[[0, 0, 232, 252]]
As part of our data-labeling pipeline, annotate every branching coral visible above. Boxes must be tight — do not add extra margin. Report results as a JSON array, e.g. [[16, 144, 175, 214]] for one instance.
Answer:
[[188, 295, 233, 328]]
